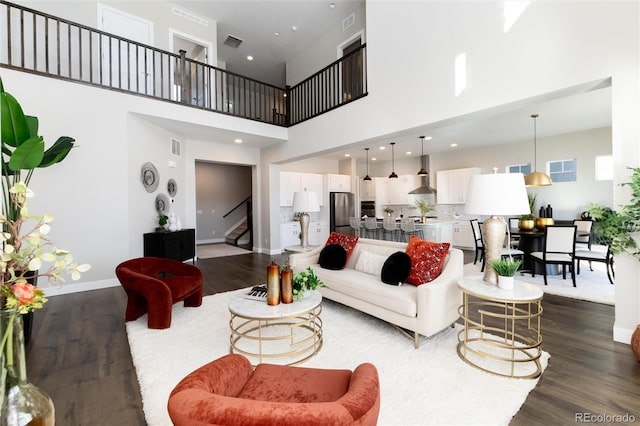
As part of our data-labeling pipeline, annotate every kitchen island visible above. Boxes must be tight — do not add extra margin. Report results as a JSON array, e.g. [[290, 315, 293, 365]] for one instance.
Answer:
[[361, 218, 454, 243]]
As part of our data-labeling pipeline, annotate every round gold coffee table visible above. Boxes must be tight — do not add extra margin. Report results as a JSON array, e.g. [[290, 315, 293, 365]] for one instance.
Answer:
[[457, 276, 543, 379], [228, 290, 323, 366]]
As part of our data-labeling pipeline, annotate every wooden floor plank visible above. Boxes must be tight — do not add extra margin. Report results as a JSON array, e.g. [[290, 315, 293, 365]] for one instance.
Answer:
[[24, 252, 640, 425]]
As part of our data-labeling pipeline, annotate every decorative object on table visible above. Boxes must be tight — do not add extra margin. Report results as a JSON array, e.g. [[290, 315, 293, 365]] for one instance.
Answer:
[[266, 261, 280, 305], [167, 178, 177, 197], [0, 183, 91, 425], [141, 162, 159, 192], [491, 258, 522, 290], [292, 267, 325, 301], [383, 207, 394, 217], [157, 214, 169, 232], [535, 203, 555, 230], [631, 325, 640, 362], [281, 264, 293, 304], [415, 199, 435, 223], [291, 190, 320, 249], [155, 193, 170, 215], [519, 193, 537, 230], [166, 212, 178, 232], [465, 173, 530, 284], [523, 113, 552, 187], [244, 285, 267, 301]]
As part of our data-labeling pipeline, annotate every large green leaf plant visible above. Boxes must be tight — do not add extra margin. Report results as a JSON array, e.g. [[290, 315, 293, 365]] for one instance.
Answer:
[[0, 77, 75, 224]]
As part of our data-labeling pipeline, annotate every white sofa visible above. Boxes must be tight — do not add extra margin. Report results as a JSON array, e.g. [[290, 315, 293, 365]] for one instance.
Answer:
[[288, 238, 463, 348]]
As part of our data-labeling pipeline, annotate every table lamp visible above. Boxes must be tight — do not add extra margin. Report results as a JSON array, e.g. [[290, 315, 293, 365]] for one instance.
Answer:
[[292, 190, 320, 249], [464, 173, 530, 284]]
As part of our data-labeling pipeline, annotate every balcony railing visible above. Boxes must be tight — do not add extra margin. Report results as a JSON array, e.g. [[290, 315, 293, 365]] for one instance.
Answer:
[[0, 1, 366, 127]]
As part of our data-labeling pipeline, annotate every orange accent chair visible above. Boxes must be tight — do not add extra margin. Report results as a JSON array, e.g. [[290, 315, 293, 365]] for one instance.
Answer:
[[167, 354, 381, 426], [115, 257, 202, 329]]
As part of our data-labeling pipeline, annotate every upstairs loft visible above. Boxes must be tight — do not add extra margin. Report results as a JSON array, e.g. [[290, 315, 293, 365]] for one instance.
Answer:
[[0, 1, 367, 127]]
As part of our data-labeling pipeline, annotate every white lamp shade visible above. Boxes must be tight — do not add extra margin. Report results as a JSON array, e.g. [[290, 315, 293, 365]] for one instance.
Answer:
[[464, 173, 530, 216], [292, 191, 320, 213]]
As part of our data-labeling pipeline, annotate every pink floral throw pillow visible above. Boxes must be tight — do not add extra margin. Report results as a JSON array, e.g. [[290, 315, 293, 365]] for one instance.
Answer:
[[324, 232, 359, 262], [405, 235, 450, 285]]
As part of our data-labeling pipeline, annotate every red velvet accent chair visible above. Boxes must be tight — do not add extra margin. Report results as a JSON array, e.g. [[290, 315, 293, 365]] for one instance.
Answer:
[[167, 354, 381, 426], [115, 257, 203, 329]]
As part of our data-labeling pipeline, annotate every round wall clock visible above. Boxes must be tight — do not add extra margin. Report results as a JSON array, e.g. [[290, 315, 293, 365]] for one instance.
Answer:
[[141, 162, 159, 193]]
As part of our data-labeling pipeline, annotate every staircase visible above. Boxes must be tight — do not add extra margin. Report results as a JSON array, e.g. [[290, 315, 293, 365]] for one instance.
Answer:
[[225, 220, 250, 248]]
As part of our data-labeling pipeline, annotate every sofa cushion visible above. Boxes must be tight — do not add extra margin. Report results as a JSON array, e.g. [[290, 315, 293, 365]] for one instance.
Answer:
[[319, 244, 347, 270], [325, 232, 359, 262], [354, 250, 387, 277], [381, 252, 412, 285], [405, 236, 450, 286]]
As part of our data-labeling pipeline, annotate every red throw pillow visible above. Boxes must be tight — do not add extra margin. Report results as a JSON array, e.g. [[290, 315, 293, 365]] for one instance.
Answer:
[[405, 235, 450, 286], [324, 232, 359, 262]]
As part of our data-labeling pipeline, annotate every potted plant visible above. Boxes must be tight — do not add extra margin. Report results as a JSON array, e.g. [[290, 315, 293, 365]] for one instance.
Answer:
[[292, 267, 326, 301], [519, 193, 537, 230], [415, 199, 435, 222], [157, 214, 169, 232], [383, 207, 394, 217], [491, 258, 522, 290]]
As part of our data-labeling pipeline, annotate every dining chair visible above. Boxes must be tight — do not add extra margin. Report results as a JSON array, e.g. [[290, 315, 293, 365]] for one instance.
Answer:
[[530, 225, 577, 286], [382, 217, 399, 241], [364, 217, 381, 239], [400, 218, 423, 242], [573, 219, 594, 250], [507, 217, 521, 249], [349, 217, 363, 237], [469, 219, 485, 266], [575, 244, 615, 284]]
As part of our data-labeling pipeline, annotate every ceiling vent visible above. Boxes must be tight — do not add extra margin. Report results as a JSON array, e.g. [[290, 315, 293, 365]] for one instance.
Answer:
[[343, 13, 355, 31], [223, 35, 243, 48]]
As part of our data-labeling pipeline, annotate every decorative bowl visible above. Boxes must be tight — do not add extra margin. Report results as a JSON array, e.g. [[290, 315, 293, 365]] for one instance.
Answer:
[[535, 217, 555, 230], [518, 219, 535, 231]]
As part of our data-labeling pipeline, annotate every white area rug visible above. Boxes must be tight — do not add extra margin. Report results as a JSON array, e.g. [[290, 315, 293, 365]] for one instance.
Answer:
[[464, 255, 614, 305], [127, 289, 549, 426], [196, 243, 252, 258]]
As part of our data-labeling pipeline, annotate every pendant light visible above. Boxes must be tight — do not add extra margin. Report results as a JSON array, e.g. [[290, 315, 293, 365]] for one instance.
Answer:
[[388, 142, 398, 179], [524, 113, 552, 187], [363, 148, 372, 182], [417, 136, 428, 176]]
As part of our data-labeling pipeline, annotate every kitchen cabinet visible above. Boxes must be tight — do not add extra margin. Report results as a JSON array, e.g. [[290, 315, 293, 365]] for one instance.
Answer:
[[452, 220, 475, 248], [328, 174, 351, 192], [308, 221, 330, 246], [359, 178, 376, 201], [280, 221, 329, 249], [416, 221, 453, 243], [436, 167, 481, 204], [376, 175, 417, 205], [279, 172, 324, 206]]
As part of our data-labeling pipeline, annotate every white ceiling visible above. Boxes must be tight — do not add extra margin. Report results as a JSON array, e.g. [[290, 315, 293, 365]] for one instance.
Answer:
[[161, 2, 612, 163]]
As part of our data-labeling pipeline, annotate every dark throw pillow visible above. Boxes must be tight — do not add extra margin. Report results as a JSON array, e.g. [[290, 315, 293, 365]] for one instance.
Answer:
[[381, 251, 412, 285], [319, 244, 347, 270]]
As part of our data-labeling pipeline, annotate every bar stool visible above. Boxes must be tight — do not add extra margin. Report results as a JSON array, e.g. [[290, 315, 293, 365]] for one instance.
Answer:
[[400, 218, 423, 242], [349, 217, 363, 237], [364, 217, 381, 239], [382, 217, 399, 241]]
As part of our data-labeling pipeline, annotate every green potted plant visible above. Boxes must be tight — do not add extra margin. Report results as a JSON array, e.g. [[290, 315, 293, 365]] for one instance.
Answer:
[[519, 193, 537, 230], [383, 207, 394, 217], [292, 267, 326, 301], [157, 214, 169, 232], [491, 258, 522, 289], [415, 199, 435, 222]]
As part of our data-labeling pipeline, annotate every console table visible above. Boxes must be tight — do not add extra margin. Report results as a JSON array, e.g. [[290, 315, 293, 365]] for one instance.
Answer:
[[143, 229, 195, 263]]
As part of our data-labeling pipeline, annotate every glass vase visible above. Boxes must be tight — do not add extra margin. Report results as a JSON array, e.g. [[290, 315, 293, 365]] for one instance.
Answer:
[[1, 309, 55, 426]]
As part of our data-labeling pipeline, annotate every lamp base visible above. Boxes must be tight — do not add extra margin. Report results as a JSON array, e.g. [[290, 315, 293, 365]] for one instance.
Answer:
[[299, 212, 310, 249], [482, 215, 506, 285]]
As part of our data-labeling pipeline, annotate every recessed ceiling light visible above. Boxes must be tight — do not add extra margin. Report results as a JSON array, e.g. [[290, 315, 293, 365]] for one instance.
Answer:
[[450, 143, 458, 147], [329, 2, 336, 8], [246, 55, 254, 61], [291, 25, 298, 32], [273, 31, 280, 36], [372, 157, 377, 161], [405, 151, 412, 155], [344, 154, 350, 157], [379, 146, 385, 150], [425, 136, 433, 140], [234, 138, 243, 144]]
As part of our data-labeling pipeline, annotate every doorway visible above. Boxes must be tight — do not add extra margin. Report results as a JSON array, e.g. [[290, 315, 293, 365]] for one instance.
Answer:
[[170, 30, 214, 106], [338, 32, 364, 102]]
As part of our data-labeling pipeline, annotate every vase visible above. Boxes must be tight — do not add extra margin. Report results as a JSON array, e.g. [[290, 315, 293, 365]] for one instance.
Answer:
[[518, 219, 535, 231], [281, 267, 293, 304], [497, 275, 514, 290], [266, 261, 280, 306], [0, 309, 55, 425], [632, 324, 640, 362]]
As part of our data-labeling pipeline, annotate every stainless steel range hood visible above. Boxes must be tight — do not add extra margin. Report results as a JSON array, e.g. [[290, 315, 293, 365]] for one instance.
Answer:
[[409, 155, 437, 194]]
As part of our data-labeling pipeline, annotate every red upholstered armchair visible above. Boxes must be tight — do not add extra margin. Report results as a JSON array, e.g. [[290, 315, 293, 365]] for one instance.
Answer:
[[115, 257, 203, 329], [167, 354, 381, 426]]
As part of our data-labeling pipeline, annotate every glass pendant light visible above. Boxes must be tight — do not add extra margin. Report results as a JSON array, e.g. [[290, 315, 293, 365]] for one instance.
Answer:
[[363, 148, 372, 182], [524, 114, 552, 187], [417, 136, 428, 176], [388, 142, 398, 179]]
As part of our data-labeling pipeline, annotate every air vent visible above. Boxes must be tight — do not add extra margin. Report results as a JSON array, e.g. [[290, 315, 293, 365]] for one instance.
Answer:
[[343, 13, 355, 30], [224, 35, 243, 48], [170, 137, 181, 157]]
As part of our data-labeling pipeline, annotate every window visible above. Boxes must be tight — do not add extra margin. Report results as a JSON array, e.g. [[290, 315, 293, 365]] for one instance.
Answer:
[[549, 159, 576, 182], [507, 163, 531, 174], [595, 155, 613, 181]]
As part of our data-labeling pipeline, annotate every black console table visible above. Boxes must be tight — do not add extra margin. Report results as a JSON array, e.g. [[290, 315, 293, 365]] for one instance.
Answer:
[[143, 229, 196, 263]]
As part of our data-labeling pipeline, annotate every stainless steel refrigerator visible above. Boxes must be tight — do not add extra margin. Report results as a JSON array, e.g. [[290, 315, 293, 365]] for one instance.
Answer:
[[329, 192, 355, 235]]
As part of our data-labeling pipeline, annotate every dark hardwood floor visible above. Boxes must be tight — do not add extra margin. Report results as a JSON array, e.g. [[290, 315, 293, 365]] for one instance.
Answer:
[[25, 251, 640, 425]]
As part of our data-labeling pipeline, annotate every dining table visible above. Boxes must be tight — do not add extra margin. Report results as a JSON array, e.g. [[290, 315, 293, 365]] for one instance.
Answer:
[[508, 227, 551, 275]]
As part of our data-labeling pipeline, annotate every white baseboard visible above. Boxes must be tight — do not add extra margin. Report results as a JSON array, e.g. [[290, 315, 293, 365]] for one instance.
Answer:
[[197, 238, 225, 245], [43, 279, 120, 297], [613, 325, 633, 345]]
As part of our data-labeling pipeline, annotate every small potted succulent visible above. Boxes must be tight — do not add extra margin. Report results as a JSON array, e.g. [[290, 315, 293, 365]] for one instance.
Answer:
[[383, 207, 394, 217], [292, 267, 326, 301], [491, 258, 522, 290]]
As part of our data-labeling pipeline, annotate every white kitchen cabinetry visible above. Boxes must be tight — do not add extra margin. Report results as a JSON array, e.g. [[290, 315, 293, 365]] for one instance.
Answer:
[[308, 221, 330, 246], [452, 220, 475, 248], [280, 222, 301, 248], [417, 221, 453, 243], [359, 178, 376, 201], [436, 168, 481, 204], [328, 174, 351, 192], [279, 172, 324, 206], [376, 175, 417, 205]]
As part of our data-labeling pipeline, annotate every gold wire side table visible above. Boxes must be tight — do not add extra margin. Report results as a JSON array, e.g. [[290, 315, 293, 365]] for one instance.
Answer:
[[228, 290, 323, 366], [457, 276, 543, 379]]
